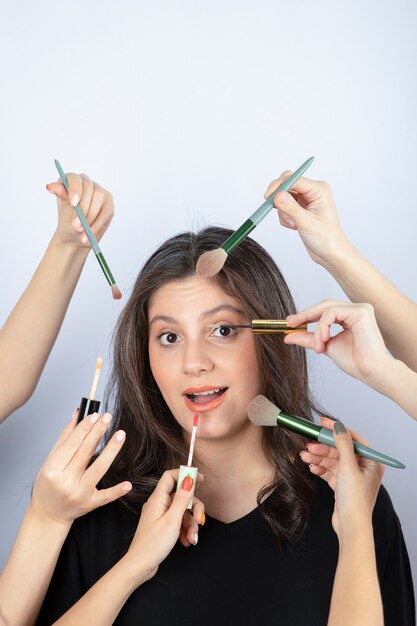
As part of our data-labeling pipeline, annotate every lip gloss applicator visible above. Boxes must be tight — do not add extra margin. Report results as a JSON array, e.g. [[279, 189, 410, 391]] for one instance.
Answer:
[[177, 412, 199, 509]]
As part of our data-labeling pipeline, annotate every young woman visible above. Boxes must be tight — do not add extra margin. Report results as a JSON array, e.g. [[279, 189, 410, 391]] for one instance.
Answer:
[[0, 172, 114, 423], [35, 227, 413, 625]]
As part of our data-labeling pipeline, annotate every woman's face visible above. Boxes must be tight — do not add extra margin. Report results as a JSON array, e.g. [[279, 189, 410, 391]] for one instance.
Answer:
[[148, 276, 262, 440]]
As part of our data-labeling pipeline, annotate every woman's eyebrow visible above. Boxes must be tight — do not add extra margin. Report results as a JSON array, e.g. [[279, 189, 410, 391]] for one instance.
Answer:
[[149, 305, 245, 326], [199, 305, 245, 319]]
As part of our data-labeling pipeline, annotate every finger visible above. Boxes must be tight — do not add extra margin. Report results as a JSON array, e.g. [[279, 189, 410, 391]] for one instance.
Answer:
[[191, 497, 205, 526], [284, 331, 316, 350], [264, 173, 319, 201], [50, 412, 101, 468], [46, 182, 68, 201], [68, 413, 113, 474], [165, 475, 196, 522], [274, 191, 311, 229], [181, 510, 199, 546], [80, 189, 114, 244], [332, 422, 359, 472], [72, 174, 94, 231], [90, 481, 133, 509], [48, 408, 80, 453], [83, 430, 127, 488], [286, 300, 347, 328], [300, 450, 339, 471], [65, 173, 84, 208], [305, 440, 340, 459], [320, 417, 369, 446], [309, 463, 337, 490]]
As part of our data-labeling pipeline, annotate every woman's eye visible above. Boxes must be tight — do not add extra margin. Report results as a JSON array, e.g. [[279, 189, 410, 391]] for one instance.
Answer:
[[159, 332, 180, 346], [211, 326, 236, 338]]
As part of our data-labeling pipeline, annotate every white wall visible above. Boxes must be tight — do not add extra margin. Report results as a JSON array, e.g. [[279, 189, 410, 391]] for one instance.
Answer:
[[1, 0, 416, 601]]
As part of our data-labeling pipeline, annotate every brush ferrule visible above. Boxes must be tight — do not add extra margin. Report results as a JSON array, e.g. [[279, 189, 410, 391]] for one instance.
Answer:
[[251, 320, 308, 334], [277, 412, 321, 439], [222, 219, 256, 254], [97, 252, 116, 286]]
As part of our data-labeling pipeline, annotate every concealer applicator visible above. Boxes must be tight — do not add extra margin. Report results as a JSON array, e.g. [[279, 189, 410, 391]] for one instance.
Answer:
[[248, 395, 405, 469], [176, 412, 199, 509], [196, 156, 314, 278], [78, 357, 103, 423]]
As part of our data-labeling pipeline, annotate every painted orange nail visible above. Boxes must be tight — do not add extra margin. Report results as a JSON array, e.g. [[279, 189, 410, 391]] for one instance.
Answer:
[[201, 512, 206, 525], [181, 476, 194, 491]]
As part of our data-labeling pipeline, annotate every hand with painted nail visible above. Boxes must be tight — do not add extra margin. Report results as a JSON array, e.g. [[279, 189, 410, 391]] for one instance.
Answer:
[[284, 300, 390, 384], [30, 409, 131, 526], [264, 173, 349, 267], [123, 470, 205, 584], [46, 172, 114, 247], [300, 417, 384, 537]]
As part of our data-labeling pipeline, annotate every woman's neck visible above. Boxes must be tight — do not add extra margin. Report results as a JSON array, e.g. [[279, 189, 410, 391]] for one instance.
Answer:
[[192, 426, 275, 523]]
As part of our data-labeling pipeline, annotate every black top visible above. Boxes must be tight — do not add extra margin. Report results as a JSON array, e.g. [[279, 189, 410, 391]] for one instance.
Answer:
[[36, 477, 415, 626]]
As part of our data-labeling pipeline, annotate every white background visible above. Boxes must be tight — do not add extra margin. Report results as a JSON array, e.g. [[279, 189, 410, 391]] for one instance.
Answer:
[[0, 0, 416, 603]]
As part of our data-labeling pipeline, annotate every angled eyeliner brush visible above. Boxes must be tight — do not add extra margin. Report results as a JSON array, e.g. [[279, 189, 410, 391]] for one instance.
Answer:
[[248, 395, 405, 470], [54, 159, 122, 300], [196, 156, 314, 278], [220, 320, 308, 334]]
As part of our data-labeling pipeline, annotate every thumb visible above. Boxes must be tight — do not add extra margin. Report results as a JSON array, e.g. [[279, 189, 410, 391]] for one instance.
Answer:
[[46, 182, 68, 201], [274, 191, 310, 229], [168, 476, 195, 520], [333, 422, 358, 471]]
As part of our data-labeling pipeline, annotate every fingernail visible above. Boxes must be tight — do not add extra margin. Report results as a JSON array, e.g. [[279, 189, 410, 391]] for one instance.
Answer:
[[284, 218, 296, 228], [47, 187, 57, 196], [71, 194, 80, 207], [116, 430, 125, 441], [193, 533, 198, 545], [201, 512, 206, 525], [121, 483, 132, 492], [73, 217, 81, 228], [102, 413, 112, 424], [334, 422, 346, 435], [70, 408, 80, 421], [181, 476, 194, 491], [81, 235, 88, 244], [89, 412, 100, 423]]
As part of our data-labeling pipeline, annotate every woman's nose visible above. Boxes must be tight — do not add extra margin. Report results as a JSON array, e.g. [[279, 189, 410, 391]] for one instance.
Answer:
[[182, 340, 214, 376]]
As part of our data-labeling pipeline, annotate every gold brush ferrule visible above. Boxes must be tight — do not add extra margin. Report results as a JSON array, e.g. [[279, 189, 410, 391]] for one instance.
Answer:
[[251, 320, 308, 334]]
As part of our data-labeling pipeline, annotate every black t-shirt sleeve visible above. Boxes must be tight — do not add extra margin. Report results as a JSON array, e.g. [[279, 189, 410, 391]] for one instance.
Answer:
[[373, 486, 415, 625]]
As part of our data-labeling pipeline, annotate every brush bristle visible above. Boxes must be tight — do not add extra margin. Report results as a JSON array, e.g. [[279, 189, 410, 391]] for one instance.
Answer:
[[247, 395, 281, 426], [111, 284, 122, 300], [196, 248, 228, 278], [96, 356, 103, 370]]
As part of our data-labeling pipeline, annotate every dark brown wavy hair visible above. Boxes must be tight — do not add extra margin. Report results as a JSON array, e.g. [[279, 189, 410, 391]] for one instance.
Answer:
[[102, 226, 322, 547]]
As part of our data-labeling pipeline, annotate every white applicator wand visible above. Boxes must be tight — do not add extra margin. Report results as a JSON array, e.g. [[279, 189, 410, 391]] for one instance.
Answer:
[[177, 412, 199, 509]]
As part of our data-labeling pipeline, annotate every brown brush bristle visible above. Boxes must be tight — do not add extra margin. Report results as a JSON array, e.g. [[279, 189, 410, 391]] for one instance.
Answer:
[[111, 284, 122, 300], [247, 395, 280, 426], [196, 248, 228, 278]]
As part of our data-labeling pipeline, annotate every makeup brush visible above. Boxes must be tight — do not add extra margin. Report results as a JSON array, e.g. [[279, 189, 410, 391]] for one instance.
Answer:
[[54, 159, 122, 300], [177, 412, 200, 509], [219, 320, 308, 334], [247, 395, 405, 469], [78, 356, 103, 422], [196, 156, 314, 278]]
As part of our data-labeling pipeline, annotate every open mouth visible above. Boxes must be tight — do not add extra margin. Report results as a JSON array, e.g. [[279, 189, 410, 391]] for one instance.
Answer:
[[186, 387, 228, 404]]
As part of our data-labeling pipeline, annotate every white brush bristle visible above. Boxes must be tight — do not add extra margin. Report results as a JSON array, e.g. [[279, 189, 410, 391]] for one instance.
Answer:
[[196, 248, 228, 278], [247, 395, 281, 426]]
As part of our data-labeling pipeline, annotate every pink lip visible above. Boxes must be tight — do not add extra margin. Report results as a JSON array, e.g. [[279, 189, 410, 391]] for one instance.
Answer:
[[182, 385, 225, 395], [183, 388, 228, 413]]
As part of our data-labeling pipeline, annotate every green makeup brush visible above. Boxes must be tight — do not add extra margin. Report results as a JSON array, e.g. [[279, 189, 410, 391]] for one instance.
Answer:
[[248, 395, 405, 469], [196, 156, 314, 278], [54, 159, 122, 300]]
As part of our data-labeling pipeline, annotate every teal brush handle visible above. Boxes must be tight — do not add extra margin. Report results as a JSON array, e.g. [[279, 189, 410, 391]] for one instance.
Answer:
[[54, 159, 101, 256], [221, 156, 314, 255], [317, 427, 405, 469]]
